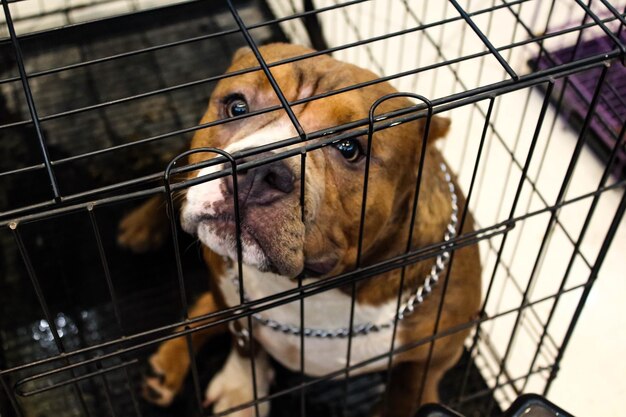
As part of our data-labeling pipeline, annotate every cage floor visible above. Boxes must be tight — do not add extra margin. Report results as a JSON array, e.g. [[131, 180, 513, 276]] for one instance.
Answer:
[[1, 298, 501, 417], [1, 1, 500, 416]]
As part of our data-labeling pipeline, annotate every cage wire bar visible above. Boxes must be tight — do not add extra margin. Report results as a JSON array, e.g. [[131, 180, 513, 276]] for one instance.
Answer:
[[0, 0, 625, 417], [0, 4, 617, 182], [0, 2, 619, 217], [0, 44, 620, 414]]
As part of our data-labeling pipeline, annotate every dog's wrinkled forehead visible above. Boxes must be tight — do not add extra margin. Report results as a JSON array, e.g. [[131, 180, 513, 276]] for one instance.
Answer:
[[217, 50, 307, 104], [209, 45, 371, 140], [191, 43, 445, 169]]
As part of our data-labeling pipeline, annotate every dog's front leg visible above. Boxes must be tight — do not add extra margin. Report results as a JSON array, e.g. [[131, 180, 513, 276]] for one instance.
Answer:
[[374, 349, 461, 417], [205, 345, 274, 417], [374, 361, 441, 417], [144, 292, 227, 406]]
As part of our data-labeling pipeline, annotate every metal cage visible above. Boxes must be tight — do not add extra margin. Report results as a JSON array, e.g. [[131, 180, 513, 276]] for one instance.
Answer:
[[1, 1, 625, 417]]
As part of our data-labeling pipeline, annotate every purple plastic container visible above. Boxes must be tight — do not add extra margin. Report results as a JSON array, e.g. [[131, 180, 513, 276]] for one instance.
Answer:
[[534, 31, 626, 180]]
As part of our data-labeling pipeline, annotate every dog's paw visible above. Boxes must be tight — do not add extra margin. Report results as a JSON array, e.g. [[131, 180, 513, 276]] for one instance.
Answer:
[[117, 202, 167, 252], [204, 350, 273, 417], [141, 354, 187, 407], [205, 378, 268, 417]]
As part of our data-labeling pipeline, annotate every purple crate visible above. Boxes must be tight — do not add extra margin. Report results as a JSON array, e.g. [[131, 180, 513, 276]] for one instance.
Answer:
[[534, 31, 626, 180]]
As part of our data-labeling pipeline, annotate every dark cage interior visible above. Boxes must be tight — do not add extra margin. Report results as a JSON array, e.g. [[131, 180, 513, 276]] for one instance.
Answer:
[[0, 1, 625, 417]]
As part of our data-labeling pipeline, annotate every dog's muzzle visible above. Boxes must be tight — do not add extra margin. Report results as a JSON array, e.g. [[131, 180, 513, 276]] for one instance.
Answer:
[[181, 150, 305, 277], [225, 155, 295, 207]]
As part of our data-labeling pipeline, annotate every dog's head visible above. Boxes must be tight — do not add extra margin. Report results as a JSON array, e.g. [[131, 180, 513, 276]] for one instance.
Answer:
[[181, 43, 451, 278]]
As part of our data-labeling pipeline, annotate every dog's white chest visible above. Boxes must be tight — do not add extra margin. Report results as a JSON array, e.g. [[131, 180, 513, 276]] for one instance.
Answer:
[[218, 266, 398, 377]]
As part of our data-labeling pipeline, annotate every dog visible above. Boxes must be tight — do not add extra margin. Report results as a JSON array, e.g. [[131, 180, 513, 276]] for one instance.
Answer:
[[119, 43, 481, 417]]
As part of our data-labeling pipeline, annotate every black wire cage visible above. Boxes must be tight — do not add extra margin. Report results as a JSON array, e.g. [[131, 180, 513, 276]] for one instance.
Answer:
[[1, 1, 625, 417]]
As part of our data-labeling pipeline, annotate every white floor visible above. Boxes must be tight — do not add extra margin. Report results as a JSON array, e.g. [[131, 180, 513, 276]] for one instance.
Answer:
[[549, 218, 626, 416]]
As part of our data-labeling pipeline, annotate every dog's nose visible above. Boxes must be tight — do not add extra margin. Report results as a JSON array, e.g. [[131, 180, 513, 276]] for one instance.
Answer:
[[225, 156, 295, 206]]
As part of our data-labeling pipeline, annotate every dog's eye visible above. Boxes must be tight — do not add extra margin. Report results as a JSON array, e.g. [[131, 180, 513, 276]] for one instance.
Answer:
[[334, 139, 362, 162], [225, 96, 249, 118]]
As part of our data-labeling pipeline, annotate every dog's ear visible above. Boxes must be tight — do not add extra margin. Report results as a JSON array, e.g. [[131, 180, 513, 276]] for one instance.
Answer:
[[423, 115, 451, 142], [232, 46, 252, 63]]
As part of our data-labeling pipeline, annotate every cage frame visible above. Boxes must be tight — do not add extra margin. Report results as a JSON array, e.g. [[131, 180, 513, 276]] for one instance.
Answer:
[[0, 1, 625, 416]]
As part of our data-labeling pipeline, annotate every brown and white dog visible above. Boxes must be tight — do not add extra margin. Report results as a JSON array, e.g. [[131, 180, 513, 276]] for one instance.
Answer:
[[119, 43, 481, 417]]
